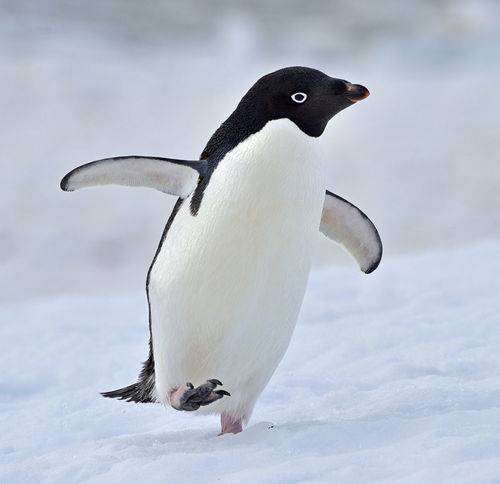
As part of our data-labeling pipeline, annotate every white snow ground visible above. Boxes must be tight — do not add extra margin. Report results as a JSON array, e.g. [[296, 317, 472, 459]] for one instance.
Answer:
[[1, 0, 500, 303], [1, 240, 499, 483]]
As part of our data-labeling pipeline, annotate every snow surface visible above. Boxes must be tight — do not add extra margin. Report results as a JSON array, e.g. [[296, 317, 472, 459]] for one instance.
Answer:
[[1, 0, 500, 302], [2, 240, 500, 483]]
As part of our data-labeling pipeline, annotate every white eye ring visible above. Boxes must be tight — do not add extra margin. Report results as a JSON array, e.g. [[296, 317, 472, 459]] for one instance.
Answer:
[[291, 92, 307, 103]]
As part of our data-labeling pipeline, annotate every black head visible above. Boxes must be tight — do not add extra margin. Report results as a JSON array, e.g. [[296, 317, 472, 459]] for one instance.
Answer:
[[237, 66, 369, 138], [200, 66, 369, 160]]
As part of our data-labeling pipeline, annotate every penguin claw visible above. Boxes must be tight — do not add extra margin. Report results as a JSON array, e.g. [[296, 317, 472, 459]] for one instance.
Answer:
[[170, 379, 230, 412]]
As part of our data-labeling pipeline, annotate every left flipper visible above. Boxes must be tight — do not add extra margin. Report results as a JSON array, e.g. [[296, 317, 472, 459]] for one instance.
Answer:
[[320, 190, 382, 274], [60, 155, 205, 199]]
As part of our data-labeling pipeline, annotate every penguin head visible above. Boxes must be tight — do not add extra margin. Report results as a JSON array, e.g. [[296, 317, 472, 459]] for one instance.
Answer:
[[239, 66, 369, 137]]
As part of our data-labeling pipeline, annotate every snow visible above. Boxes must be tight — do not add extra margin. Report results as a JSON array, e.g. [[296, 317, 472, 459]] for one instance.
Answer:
[[1, 1, 500, 303], [2, 240, 500, 483]]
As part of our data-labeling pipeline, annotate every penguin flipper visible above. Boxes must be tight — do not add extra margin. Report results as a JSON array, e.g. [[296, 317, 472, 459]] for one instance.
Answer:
[[320, 190, 382, 274], [60, 156, 206, 199]]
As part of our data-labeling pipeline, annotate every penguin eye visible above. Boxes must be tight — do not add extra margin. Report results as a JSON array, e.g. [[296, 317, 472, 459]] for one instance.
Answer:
[[291, 92, 307, 104]]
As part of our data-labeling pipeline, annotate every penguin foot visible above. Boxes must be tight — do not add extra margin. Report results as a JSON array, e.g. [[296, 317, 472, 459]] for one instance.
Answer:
[[219, 413, 243, 435], [169, 379, 230, 411]]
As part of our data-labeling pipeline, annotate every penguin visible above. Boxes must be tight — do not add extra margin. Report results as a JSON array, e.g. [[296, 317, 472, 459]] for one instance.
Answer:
[[61, 66, 382, 435]]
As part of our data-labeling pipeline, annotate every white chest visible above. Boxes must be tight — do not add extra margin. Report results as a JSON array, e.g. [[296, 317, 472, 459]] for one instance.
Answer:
[[149, 119, 327, 408]]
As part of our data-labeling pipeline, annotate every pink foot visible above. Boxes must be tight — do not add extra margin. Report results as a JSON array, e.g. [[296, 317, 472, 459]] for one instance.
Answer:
[[219, 413, 243, 435], [169, 379, 230, 411]]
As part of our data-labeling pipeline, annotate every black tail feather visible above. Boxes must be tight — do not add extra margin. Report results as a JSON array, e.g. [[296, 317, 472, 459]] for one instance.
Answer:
[[101, 382, 155, 403], [102, 340, 157, 404]]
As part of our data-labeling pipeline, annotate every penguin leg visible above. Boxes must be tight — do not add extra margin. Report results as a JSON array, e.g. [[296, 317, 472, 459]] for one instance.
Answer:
[[219, 413, 243, 435], [169, 379, 230, 411]]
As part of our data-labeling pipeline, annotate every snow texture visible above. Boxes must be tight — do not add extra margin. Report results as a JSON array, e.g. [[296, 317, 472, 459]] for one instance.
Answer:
[[1, 241, 499, 483], [1, 0, 500, 303]]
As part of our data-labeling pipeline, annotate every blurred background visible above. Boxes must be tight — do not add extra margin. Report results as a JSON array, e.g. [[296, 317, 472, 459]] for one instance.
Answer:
[[1, 0, 499, 302]]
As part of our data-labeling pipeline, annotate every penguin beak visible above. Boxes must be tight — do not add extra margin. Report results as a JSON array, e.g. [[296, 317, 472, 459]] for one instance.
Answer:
[[345, 83, 370, 102]]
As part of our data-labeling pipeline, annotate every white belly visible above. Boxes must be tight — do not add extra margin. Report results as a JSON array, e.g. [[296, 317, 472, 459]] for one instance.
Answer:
[[149, 119, 326, 419]]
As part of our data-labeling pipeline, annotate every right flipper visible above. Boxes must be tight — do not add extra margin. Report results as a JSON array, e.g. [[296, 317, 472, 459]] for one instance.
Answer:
[[320, 190, 382, 274], [60, 155, 207, 199]]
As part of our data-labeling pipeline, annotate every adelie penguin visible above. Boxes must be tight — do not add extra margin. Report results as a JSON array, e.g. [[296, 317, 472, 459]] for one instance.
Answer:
[[61, 66, 382, 435]]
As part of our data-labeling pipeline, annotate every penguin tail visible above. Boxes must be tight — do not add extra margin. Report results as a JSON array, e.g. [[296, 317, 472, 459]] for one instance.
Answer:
[[101, 380, 157, 403], [102, 344, 157, 403]]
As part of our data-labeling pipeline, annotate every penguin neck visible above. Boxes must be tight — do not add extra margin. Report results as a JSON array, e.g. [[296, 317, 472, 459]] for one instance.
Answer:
[[227, 118, 324, 178], [192, 116, 322, 217], [200, 106, 269, 164]]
